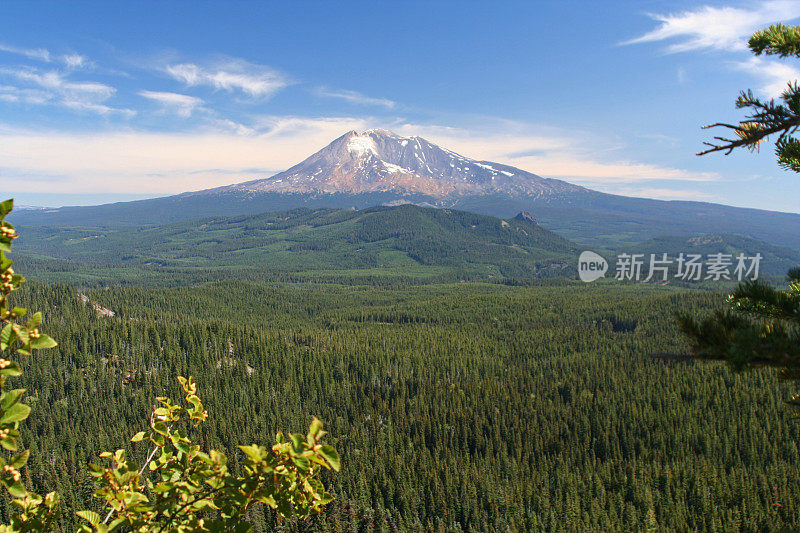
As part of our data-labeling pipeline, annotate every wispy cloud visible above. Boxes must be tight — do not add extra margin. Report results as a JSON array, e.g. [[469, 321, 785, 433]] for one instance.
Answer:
[[139, 90, 204, 117], [62, 53, 92, 70], [315, 87, 395, 108], [165, 57, 289, 98], [0, 66, 133, 116], [735, 56, 800, 96], [621, 1, 800, 53], [0, 42, 51, 62], [0, 116, 719, 201], [603, 187, 718, 202], [0, 84, 50, 105], [394, 122, 718, 185], [0, 43, 94, 69]]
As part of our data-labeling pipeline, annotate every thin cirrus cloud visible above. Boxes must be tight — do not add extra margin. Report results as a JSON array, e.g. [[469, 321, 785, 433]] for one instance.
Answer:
[[0, 42, 93, 69], [0, 65, 133, 116], [165, 58, 290, 98], [139, 90, 204, 117], [621, 1, 800, 53], [0, 116, 719, 205], [396, 123, 719, 185], [315, 87, 396, 109], [622, 1, 800, 98], [736, 56, 800, 97], [0, 42, 51, 62]]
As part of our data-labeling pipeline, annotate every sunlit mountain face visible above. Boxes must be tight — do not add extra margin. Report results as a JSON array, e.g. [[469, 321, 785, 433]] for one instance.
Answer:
[[209, 129, 586, 198]]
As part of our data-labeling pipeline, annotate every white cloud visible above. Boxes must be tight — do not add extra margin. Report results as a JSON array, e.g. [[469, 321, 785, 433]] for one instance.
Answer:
[[165, 57, 289, 98], [0, 66, 132, 116], [62, 53, 92, 69], [315, 87, 395, 108], [0, 117, 718, 198], [622, 1, 800, 53], [139, 90, 204, 117], [0, 43, 94, 69], [736, 56, 800, 96], [0, 42, 51, 62], [0, 85, 50, 105], [392, 122, 717, 184], [601, 187, 718, 202]]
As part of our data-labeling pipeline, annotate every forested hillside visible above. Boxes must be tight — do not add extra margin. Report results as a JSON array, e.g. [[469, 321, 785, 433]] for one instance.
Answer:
[[9, 280, 800, 531], [14, 205, 576, 285], [14, 204, 797, 287]]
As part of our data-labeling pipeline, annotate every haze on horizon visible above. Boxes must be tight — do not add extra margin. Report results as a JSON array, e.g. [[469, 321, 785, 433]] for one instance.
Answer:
[[1, 1, 800, 213]]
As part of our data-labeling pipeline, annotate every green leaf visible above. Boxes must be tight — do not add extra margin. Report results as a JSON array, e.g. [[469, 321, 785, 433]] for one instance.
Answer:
[[0, 402, 30, 424], [6, 481, 26, 497], [291, 454, 310, 471], [9, 450, 29, 468], [290, 433, 304, 452], [0, 200, 12, 218], [238, 444, 263, 462], [30, 334, 57, 350], [107, 517, 127, 532], [1, 389, 25, 411], [0, 323, 13, 350], [307, 417, 324, 442], [130, 431, 146, 442], [76, 510, 101, 525], [317, 445, 341, 472], [26, 312, 41, 329], [0, 362, 22, 377]]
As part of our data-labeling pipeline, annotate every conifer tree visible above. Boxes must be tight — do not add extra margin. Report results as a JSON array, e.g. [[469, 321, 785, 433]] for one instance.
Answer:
[[673, 24, 800, 393]]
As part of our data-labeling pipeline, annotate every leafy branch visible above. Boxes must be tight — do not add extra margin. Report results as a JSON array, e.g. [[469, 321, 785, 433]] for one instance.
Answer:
[[0, 199, 341, 532]]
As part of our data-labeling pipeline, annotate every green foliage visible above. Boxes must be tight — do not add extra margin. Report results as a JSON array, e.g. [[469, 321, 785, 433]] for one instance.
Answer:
[[0, 200, 339, 531], [0, 199, 60, 532], [8, 278, 800, 530], [677, 276, 800, 374], [685, 23, 800, 421], [78, 376, 338, 532], [700, 24, 800, 172], [749, 23, 800, 57], [13, 205, 577, 285]]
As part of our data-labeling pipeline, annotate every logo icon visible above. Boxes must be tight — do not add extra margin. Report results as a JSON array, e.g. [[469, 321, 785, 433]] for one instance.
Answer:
[[578, 251, 608, 282]]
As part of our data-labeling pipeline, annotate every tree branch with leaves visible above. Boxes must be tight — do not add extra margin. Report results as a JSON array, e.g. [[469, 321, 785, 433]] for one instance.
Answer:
[[0, 199, 341, 532]]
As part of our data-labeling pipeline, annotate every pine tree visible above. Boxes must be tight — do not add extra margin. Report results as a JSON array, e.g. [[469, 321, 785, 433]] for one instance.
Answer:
[[699, 24, 800, 170], [666, 24, 800, 400]]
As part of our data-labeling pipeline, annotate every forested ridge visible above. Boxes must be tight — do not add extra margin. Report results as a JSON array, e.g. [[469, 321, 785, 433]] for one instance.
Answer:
[[7, 280, 800, 531]]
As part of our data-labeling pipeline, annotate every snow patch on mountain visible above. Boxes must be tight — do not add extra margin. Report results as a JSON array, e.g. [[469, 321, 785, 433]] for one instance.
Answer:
[[211, 129, 587, 198], [347, 135, 378, 156]]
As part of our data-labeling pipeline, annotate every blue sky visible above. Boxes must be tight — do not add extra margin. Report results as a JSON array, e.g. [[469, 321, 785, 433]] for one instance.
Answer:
[[1, 0, 799, 213]]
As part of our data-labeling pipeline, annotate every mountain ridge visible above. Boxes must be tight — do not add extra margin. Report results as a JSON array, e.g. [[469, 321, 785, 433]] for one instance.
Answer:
[[12, 129, 800, 249], [199, 129, 587, 198], [14, 204, 578, 284]]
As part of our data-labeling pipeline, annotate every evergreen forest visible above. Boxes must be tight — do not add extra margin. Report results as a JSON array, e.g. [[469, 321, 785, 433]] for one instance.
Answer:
[[8, 278, 800, 531]]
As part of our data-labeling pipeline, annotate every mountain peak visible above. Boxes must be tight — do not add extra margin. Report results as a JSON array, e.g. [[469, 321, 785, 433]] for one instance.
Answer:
[[213, 130, 586, 198], [513, 211, 538, 224]]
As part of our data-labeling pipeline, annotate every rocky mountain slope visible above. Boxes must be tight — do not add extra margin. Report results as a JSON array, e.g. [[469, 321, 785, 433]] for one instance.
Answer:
[[13, 130, 800, 249], [207, 129, 585, 198]]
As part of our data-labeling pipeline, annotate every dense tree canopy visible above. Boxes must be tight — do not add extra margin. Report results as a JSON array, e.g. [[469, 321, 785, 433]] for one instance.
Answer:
[[0, 200, 340, 532]]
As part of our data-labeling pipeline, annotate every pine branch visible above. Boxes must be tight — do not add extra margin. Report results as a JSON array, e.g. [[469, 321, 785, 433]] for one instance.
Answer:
[[749, 24, 800, 58]]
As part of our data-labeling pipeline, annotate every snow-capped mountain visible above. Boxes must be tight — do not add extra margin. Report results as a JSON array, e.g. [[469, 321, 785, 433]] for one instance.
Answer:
[[13, 129, 800, 250], [212, 129, 585, 198]]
